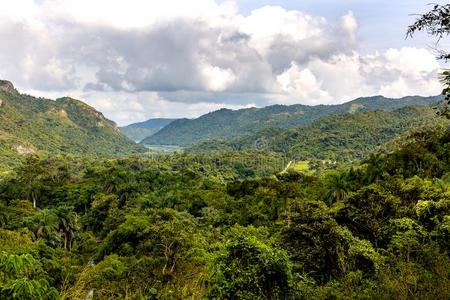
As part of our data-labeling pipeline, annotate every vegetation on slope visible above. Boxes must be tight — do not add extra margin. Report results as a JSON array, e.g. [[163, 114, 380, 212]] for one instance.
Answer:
[[0, 80, 145, 170], [142, 95, 441, 146], [119, 118, 178, 142], [190, 105, 448, 163]]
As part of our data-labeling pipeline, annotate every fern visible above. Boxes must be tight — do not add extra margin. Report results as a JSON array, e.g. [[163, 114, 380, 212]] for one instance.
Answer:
[[0, 252, 35, 276]]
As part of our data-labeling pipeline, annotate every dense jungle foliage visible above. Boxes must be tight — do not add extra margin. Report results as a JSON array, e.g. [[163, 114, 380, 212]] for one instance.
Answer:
[[0, 125, 449, 299]]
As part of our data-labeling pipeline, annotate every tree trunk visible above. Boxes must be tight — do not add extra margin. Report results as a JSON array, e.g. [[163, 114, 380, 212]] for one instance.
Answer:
[[32, 192, 37, 209]]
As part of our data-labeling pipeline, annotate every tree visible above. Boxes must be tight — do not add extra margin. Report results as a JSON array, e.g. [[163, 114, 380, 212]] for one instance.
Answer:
[[388, 218, 427, 262], [338, 184, 400, 247], [24, 209, 60, 247], [14, 155, 71, 209], [281, 200, 346, 283], [438, 70, 450, 118], [15, 156, 47, 209], [408, 4, 450, 118], [324, 171, 350, 204], [0, 252, 58, 299], [55, 206, 79, 250], [208, 225, 293, 299], [363, 153, 386, 183]]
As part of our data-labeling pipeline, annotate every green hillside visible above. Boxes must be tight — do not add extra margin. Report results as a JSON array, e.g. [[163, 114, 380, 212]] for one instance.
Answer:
[[119, 118, 178, 142], [190, 105, 448, 162], [142, 95, 442, 146], [0, 80, 145, 170]]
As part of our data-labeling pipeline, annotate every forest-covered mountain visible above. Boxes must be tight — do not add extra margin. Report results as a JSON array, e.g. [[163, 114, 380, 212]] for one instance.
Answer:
[[190, 105, 448, 162], [142, 95, 442, 146], [0, 80, 145, 170], [119, 118, 178, 142]]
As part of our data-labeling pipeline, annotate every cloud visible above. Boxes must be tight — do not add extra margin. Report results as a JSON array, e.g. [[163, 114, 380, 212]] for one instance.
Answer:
[[78, 90, 257, 126], [239, 8, 358, 72], [0, 0, 443, 124], [0, 0, 359, 94], [274, 47, 441, 104], [0, 16, 77, 90], [276, 64, 333, 104]]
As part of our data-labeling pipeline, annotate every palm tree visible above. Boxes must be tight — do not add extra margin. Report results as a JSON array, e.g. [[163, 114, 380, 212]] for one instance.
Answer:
[[55, 206, 79, 250], [25, 209, 60, 246], [325, 172, 350, 204]]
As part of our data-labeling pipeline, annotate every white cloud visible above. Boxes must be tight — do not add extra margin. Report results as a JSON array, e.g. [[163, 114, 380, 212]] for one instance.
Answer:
[[273, 47, 441, 104], [0, 0, 359, 94], [0, 0, 38, 21], [79, 90, 256, 126], [39, 0, 237, 28], [237, 6, 326, 55], [341, 11, 358, 36], [200, 63, 236, 92], [0, 0, 443, 124], [276, 63, 332, 104]]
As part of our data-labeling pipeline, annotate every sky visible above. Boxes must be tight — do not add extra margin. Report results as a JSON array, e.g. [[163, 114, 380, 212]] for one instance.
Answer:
[[0, 0, 448, 125]]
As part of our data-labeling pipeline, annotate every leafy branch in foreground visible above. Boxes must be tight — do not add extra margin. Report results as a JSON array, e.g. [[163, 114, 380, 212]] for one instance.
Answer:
[[408, 3, 450, 118], [439, 69, 450, 118]]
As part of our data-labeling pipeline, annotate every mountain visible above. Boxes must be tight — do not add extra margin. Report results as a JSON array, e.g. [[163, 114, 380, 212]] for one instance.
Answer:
[[0, 80, 145, 169], [141, 95, 442, 146], [189, 104, 449, 162], [119, 118, 177, 142]]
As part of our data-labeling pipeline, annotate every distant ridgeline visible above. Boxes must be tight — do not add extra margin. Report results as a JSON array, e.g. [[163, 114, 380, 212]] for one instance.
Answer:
[[141, 95, 443, 146], [119, 118, 178, 142], [189, 104, 449, 163], [0, 80, 145, 169]]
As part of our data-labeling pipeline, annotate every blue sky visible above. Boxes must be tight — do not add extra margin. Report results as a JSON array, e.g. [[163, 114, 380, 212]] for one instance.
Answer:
[[0, 0, 447, 125]]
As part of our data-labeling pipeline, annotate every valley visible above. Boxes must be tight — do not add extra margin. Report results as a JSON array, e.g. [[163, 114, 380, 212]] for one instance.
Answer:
[[1, 1, 450, 299]]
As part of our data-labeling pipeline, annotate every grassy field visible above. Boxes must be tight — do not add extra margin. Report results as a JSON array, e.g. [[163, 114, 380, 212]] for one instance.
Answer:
[[290, 160, 309, 172]]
